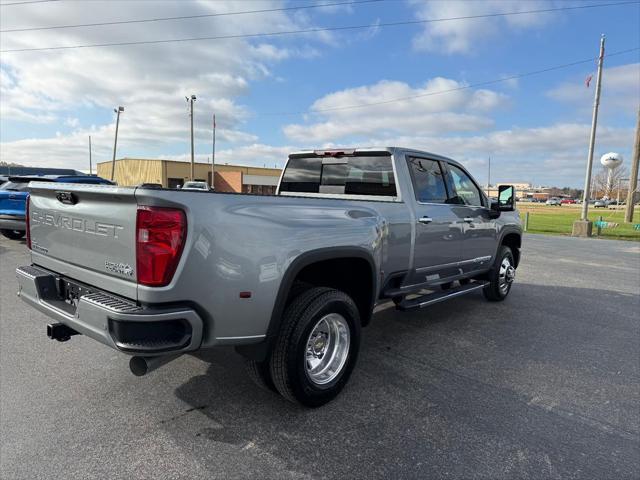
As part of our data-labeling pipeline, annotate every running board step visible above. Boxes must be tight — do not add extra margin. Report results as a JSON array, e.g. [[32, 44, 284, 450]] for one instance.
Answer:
[[396, 281, 488, 311]]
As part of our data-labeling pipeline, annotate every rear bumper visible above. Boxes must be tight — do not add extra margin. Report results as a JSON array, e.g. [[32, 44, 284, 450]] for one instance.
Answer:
[[16, 265, 203, 355], [0, 215, 25, 231]]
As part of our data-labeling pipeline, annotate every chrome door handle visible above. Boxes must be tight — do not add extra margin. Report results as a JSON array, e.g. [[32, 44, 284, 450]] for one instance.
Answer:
[[418, 216, 433, 224], [463, 217, 474, 223]]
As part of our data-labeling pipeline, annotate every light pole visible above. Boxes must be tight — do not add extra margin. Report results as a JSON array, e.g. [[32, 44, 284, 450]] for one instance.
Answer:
[[617, 178, 628, 209], [186, 95, 196, 181], [487, 155, 491, 196], [88, 135, 92, 175], [110, 106, 124, 181]]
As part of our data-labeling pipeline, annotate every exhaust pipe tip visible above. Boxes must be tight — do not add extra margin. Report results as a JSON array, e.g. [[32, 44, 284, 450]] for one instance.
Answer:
[[129, 354, 181, 377], [129, 356, 149, 377]]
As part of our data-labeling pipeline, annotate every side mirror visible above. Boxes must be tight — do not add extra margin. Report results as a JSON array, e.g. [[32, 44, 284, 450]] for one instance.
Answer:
[[498, 185, 515, 211]]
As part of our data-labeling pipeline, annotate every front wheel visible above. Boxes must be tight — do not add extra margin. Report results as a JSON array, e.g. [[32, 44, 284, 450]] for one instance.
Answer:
[[270, 287, 361, 407], [483, 246, 516, 302], [1, 229, 25, 240]]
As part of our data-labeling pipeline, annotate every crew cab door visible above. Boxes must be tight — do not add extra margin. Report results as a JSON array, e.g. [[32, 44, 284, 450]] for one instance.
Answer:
[[443, 162, 497, 272], [405, 156, 462, 284]]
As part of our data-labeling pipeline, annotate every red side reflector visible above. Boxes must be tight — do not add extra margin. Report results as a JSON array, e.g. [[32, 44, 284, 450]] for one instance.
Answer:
[[239, 291, 252, 298], [25, 194, 32, 250], [136, 206, 187, 287]]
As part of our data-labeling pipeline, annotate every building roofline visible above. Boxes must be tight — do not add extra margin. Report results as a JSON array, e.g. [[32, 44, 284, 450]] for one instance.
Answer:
[[96, 158, 281, 171]]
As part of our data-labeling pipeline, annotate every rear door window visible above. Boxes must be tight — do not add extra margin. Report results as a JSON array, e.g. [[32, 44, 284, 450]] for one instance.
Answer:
[[406, 157, 448, 203], [279, 155, 397, 197]]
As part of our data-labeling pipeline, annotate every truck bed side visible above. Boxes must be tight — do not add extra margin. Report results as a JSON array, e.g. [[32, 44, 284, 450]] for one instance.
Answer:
[[26, 183, 411, 347]]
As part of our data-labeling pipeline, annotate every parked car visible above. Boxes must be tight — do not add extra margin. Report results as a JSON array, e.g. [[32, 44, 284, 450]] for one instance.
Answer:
[[17, 147, 522, 407], [546, 197, 562, 206], [180, 181, 210, 191], [138, 183, 163, 189], [593, 199, 608, 208], [0, 175, 113, 240], [560, 198, 576, 205]]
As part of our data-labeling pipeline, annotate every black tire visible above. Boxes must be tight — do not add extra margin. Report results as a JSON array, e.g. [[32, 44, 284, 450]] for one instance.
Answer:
[[270, 287, 361, 407], [483, 245, 516, 302], [245, 359, 277, 393], [1, 229, 25, 240]]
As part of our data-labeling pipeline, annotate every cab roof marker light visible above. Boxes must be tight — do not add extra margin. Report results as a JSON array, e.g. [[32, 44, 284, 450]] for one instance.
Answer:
[[313, 149, 356, 157]]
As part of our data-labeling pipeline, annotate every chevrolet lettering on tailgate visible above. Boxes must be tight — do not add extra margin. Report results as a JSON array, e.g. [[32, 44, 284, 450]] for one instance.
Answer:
[[31, 209, 124, 238]]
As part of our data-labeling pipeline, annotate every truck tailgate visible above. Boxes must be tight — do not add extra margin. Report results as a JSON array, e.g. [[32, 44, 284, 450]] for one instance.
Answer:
[[28, 182, 138, 300]]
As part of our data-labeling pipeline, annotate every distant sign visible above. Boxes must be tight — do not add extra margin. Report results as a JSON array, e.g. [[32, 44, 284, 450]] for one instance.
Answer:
[[594, 221, 619, 229]]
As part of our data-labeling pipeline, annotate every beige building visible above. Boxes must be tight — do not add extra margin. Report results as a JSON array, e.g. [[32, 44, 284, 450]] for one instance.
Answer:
[[485, 183, 551, 200], [97, 158, 281, 194]]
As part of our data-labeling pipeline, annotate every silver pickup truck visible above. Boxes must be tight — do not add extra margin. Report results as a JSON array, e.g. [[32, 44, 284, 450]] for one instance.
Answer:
[[17, 147, 521, 407]]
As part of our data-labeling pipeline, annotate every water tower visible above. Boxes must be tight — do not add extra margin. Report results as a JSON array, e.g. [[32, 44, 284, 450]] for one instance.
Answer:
[[600, 152, 623, 199]]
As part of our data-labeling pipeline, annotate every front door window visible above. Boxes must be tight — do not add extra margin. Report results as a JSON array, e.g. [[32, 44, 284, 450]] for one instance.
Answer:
[[447, 164, 483, 207]]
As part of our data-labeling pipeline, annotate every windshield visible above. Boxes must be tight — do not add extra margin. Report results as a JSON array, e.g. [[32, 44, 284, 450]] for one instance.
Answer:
[[183, 182, 207, 189], [279, 155, 397, 197]]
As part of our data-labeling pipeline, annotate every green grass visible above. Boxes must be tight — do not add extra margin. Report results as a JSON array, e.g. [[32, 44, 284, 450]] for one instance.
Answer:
[[517, 204, 640, 241]]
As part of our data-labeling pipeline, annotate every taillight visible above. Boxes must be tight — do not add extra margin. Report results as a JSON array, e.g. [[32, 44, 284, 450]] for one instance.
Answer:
[[25, 194, 31, 250], [136, 206, 186, 287]]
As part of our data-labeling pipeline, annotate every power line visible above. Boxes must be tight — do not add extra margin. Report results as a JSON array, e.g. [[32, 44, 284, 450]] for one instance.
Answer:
[[2, 1, 638, 53], [259, 47, 640, 116], [0, 0, 60, 6], [1, 0, 384, 33]]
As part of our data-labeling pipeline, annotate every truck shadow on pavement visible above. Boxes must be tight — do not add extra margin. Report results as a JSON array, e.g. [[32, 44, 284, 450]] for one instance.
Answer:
[[171, 283, 639, 479]]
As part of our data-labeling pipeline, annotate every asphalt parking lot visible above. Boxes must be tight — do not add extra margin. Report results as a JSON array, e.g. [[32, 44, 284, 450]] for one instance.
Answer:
[[1, 234, 639, 479]]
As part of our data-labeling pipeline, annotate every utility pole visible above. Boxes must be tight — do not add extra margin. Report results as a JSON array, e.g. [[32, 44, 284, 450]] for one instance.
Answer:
[[211, 114, 216, 189], [110, 106, 124, 181], [186, 95, 196, 181], [624, 105, 640, 223], [88, 135, 92, 175], [574, 35, 605, 236]]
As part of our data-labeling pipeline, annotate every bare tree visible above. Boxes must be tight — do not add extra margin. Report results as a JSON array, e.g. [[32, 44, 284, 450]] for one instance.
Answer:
[[592, 164, 628, 199]]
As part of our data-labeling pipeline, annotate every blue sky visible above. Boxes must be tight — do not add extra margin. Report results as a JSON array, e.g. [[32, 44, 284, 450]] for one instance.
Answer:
[[1, 0, 639, 186]]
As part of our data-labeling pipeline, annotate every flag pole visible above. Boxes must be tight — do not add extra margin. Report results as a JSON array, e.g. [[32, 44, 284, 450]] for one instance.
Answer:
[[211, 114, 216, 190]]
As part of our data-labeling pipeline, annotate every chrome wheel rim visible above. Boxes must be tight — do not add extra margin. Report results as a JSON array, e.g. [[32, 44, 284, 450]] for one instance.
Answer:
[[499, 257, 515, 294], [305, 313, 350, 385]]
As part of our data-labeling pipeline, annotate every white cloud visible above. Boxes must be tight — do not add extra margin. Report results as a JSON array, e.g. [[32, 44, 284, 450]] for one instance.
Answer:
[[547, 63, 640, 116], [282, 77, 509, 143], [64, 117, 80, 128], [348, 123, 634, 186], [409, 0, 557, 54], [0, 0, 338, 167], [278, 73, 633, 185]]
